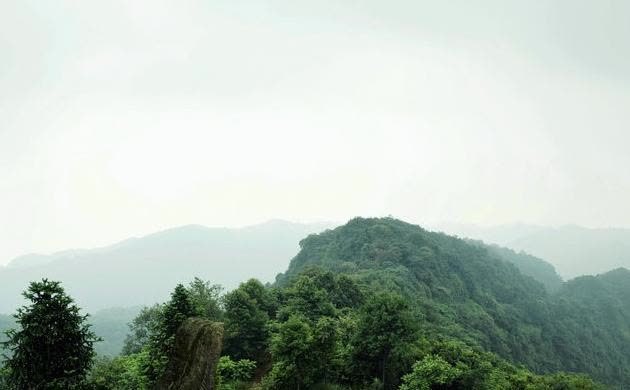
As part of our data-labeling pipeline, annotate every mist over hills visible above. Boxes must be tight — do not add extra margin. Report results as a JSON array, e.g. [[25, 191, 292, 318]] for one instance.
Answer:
[[0, 220, 332, 314], [2, 216, 629, 385], [437, 223, 630, 279], [0, 217, 568, 359]]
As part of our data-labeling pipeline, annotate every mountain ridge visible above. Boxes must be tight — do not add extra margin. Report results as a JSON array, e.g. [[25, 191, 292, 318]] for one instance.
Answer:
[[276, 217, 630, 385], [437, 222, 630, 278], [0, 220, 335, 313]]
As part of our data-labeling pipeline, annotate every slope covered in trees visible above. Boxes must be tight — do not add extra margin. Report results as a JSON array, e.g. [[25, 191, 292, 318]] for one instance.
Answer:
[[440, 223, 630, 278], [476, 243, 563, 292], [1, 217, 627, 388], [277, 217, 630, 386]]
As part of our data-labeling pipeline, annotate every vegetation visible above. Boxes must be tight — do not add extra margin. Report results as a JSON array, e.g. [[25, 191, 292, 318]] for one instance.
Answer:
[[2, 217, 629, 389], [480, 242, 564, 292], [277, 217, 630, 386], [1, 279, 99, 389]]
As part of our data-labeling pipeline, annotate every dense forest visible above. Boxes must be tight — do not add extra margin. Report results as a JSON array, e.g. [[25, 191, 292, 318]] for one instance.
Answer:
[[2, 217, 629, 389]]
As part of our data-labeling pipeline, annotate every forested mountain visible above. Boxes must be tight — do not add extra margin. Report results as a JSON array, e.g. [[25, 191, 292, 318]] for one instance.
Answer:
[[439, 223, 630, 278], [277, 217, 630, 386], [2, 217, 628, 387], [0, 220, 331, 313], [90, 307, 142, 356], [482, 244, 564, 292]]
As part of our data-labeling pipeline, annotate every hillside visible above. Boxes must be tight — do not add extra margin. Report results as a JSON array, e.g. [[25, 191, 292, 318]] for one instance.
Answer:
[[439, 223, 630, 278], [0, 220, 332, 313], [277, 217, 630, 386], [482, 244, 563, 292]]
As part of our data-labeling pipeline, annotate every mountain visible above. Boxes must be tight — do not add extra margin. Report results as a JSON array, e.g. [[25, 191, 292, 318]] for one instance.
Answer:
[[90, 307, 143, 356], [276, 217, 630, 386], [481, 243, 563, 292], [437, 223, 630, 278], [0, 220, 333, 313]]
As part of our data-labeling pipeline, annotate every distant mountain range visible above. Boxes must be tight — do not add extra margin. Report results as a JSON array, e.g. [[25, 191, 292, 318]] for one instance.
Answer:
[[0, 220, 333, 313], [5, 219, 627, 314], [436, 223, 630, 279]]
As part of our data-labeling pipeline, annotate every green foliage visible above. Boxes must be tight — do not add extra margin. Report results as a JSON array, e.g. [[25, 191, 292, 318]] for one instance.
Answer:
[[399, 339, 604, 390], [144, 283, 197, 385], [223, 279, 276, 362], [2, 279, 99, 389], [217, 356, 256, 385], [399, 354, 460, 390], [87, 277, 225, 388], [0, 314, 14, 365], [4, 218, 623, 389], [278, 217, 630, 386], [351, 292, 418, 389], [87, 352, 149, 390], [267, 314, 316, 389], [264, 270, 366, 388], [0, 364, 9, 390], [122, 304, 163, 356], [482, 243, 564, 293], [188, 277, 223, 320], [121, 278, 222, 357]]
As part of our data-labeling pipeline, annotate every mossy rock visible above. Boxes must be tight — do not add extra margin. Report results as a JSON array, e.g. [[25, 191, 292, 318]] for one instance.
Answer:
[[157, 318, 224, 390]]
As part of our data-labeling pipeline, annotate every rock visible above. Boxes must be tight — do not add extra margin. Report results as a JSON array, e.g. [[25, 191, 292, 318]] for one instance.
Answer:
[[156, 318, 224, 390]]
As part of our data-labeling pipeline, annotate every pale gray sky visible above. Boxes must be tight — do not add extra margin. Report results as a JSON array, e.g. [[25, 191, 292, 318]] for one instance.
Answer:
[[2, 0, 630, 264]]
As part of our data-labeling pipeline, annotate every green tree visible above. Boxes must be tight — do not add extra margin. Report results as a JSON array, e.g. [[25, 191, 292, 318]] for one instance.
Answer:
[[223, 279, 276, 361], [122, 304, 163, 355], [266, 314, 315, 390], [187, 277, 223, 320], [144, 283, 196, 384], [87, 352, 149, 390], [2, 279, 99, 389], [121, 278, 221, 357], [399, 355, 461, 390], [216, 356, 256, 389], [351, 292, 417, 389], [311, 316, 338, 384]]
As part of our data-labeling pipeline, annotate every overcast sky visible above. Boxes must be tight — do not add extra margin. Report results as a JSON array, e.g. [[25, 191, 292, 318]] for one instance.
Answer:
[[2, 0, 630, 264]]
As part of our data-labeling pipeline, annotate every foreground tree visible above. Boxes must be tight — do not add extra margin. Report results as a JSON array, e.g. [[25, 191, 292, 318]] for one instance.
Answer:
[[223, 279, 276, 362], [145, 284, 197, 384], [122, 304, 163, 355], [351, 292, 418, 389], [2, 279, 98, 389], [187, 277, 223, 320]]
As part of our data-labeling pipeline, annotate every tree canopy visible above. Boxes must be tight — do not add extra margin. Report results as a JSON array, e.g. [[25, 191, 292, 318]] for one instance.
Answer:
[[2, 279, 99, 389]]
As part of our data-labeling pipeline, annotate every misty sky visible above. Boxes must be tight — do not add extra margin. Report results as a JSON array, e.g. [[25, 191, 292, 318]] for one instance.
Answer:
[[2, 0, 630, 264]]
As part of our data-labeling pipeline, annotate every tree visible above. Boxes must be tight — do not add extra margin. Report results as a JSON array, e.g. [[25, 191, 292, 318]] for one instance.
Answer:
[[399, 355, 461, 390], [223, 279, 276, 361], [87, 352, 149, 390], [122, 278, 221, 357], [122, 304, 163, 355], [2, 279, 99, 389], [216, 356, 256, 388], [145, 284, 196, 384], [351, 292, 417, 389], [187, 277, 223, 320], [266, 315, 314, 390], [160, 284, 197, 341]]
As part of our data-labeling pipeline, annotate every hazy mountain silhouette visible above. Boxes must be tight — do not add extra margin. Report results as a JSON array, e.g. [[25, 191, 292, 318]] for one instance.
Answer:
[[438, 223, 630, 278], [0, 220, 333, 313]]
